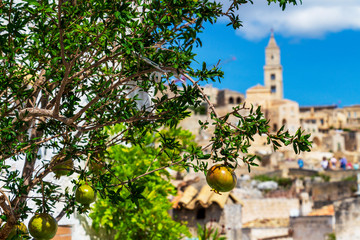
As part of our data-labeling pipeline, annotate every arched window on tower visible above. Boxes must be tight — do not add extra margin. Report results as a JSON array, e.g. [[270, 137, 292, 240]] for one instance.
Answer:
[[271, 74, 276, 80], [271, 85, 276, 93], [236, 97, 241, 104], [229, 97, 234, 104]]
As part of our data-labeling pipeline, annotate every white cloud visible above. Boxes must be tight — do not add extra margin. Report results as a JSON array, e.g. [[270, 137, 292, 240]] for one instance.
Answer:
[[219, 0, 360, 40]]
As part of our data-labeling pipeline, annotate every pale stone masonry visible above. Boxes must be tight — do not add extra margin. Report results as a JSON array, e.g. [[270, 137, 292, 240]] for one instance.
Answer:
[[241, 198, 300, 224], [264, 32, 284, 100]]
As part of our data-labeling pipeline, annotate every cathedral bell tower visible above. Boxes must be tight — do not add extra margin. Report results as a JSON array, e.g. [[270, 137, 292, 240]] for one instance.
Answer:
[[264, 32, 283, 100]]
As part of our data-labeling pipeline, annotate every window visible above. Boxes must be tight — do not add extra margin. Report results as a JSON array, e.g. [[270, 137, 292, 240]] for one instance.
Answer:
[[236, 97, 241, 104], [229, 97, 234, 104], [271, 55, 274, 59], [196, 208, 206, 219], [271, 74, 276, 80], [273, 123, 278, 132], [271, 86, 276, 93], [350, 132, 356, 139]]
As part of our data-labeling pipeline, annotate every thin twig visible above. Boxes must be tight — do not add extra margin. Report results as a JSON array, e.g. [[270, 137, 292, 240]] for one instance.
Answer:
[[146, 149, 164, 173], [113, 142, 213, 187], [41, 181, 45, 213], [182, 72, 219, 119], [84, 153, 91, 172]]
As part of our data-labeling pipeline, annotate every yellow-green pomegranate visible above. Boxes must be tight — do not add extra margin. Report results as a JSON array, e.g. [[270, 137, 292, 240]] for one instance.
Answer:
[[28, 213, 58, 240], [75, 184, 96, 206], [206, 164, 237, 192]]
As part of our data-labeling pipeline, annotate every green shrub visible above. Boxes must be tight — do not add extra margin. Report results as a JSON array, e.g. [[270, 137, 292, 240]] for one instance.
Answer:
[[253, 175, 293, 189]]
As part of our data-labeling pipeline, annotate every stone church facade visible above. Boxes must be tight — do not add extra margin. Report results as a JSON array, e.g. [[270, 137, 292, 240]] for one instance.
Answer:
[[246, 33, 300, 135]]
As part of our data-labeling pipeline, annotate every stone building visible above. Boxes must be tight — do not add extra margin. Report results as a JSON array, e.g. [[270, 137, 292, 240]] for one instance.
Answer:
[[343, 130, 360, 152], [334, 197, 360, 240], [200, 84, 246, 108], [343, 104, 360, 130], [246, 84, 271, 108], [299, 105, 343, 133], [245, 33, 300, 135], [290, 205, 335, 240], [264, 32, 283, 100], [172, 178, 242, 240], [298, 104, 360, 153], [217, 89, 245, 107], [310, 181, 357, 208], [241, 198, 300, 224], [239, 198, 300, 240]]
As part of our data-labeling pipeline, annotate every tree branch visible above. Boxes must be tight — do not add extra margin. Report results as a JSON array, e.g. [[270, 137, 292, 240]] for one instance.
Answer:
[[15, 108, 73, 126], [0, 195, 16, 239]]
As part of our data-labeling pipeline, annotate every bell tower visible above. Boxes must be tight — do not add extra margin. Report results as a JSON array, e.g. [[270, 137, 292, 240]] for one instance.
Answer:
[[264, 32, 283, 99]]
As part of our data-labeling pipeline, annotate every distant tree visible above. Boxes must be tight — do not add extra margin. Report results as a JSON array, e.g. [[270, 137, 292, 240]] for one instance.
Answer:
[[0, 0, 309, 238]]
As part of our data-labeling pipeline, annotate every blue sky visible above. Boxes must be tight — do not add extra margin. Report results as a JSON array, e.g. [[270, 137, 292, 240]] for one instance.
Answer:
[[192, 0, 360, 107]]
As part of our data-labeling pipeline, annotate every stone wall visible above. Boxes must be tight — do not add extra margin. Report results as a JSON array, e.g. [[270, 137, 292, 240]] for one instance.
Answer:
[[216, 89, 244, 107], [322, 133, 345, 152], [290, 216, 334, 240], [224, 204, 242, 240], [311, 181, 357, 208], [242, 227, 291, 240], [288, 168, 318, 178], [241, 199, 299, 224], [322, 169, 360, 182], [54, 225, 72, 240], [334, 197, 360, 240], [343, 131, 360, 152]]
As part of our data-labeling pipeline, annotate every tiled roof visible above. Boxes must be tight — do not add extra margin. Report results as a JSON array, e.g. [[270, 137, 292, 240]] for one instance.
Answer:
[[307, 204, 334, 216], [269, 99, 296, 106], [247, 84, 268, 91], [172, 184, 241, 210], [343, 104, 360, 109], [242, 218, 289, 228]]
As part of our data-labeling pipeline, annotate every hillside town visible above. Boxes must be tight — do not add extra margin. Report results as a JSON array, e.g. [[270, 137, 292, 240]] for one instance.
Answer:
[[170, 33, 360, 240]]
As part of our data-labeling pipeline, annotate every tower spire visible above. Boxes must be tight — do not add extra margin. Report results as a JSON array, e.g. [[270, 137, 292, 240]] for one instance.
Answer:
[[266, 31, 279, 49], [264, 31, 283, 100]]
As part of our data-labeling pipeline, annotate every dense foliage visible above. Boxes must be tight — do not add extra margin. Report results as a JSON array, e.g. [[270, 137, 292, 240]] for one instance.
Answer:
[[0, 0, 309, 238], [86, 129, 193, 239]]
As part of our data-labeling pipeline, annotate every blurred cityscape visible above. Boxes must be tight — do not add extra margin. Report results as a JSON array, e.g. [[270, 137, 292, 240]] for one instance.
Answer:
[[169, 33, 360, 240]]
